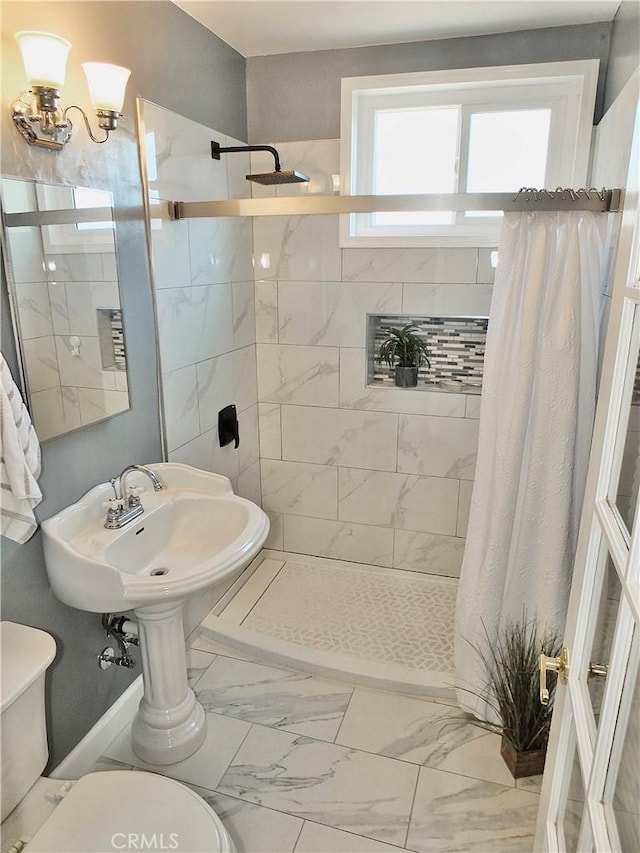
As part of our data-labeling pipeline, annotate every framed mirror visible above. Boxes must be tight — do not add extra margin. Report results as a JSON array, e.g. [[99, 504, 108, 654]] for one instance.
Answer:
[[1, 177, 130, 441]]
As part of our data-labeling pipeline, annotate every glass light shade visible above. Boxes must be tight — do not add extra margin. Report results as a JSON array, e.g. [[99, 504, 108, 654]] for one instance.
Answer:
[[15, 31, 71, 88], [82, 62, 131, 113]]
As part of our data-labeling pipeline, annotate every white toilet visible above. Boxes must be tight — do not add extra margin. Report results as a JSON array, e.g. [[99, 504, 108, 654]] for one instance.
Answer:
[[0, 621, 235, 852]]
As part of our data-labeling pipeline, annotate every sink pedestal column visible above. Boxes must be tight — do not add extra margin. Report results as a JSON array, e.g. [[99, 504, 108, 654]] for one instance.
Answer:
[[131, 600, 206, 765]]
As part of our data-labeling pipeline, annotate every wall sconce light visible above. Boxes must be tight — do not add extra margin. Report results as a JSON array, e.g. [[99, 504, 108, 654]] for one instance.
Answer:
[[11, 30, 131, 151]]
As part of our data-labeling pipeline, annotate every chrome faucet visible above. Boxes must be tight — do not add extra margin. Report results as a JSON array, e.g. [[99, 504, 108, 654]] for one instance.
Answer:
[[104, 464, 165, 529]]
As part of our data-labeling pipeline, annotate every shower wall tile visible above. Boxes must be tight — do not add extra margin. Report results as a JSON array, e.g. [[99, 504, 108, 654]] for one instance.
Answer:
[[30, 387, 80, 442], [77, 388, 129, 423], [401, 283, 492, 317], [282, 515, 394, 568], [232, 281, 257, 349], [63, 282, 121, 337], [457, 480, 474, 538], [465, 395, 482, 419], [255, 280, 279, 343], [281, 405, 398, 471], [339, 348, 466, 417], [169, 427, 240, 481], [258, 403, 282, 459], [55, 335, 110, 390], [257, 344, 339, 407], [188, 217, 254, 286], [48, 282, 70, 335], [278, 281, 402, 347], [250, 139, 340, 199], [393, 530, 466, 577], [150, 218, 191, 289], [234, 460, 262, 505], [49, 252, 106, 283], [398, 414, 479, 480], [196, 345, 258, 431], [338, 468, 459, 537], [238, 404, 260, 473], [163, 365, 200, 452], [477, 248, 498, 283], [342, 248, 478, 283], [6, 227, 46, 283], [252, 214, 342, 281], [264, 511, 284, 550], [13, 282, 53, 339], [156, 284, 234, 373], [261, 459, 337, 520]]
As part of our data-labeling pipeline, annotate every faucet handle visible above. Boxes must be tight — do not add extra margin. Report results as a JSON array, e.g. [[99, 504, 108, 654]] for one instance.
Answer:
[[126, 485, 142, 506]]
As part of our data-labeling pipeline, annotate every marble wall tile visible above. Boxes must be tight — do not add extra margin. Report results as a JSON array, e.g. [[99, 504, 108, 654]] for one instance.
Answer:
[[49, 253, 106, 283], [235, 460, 262, 504], [257, 345, 339, 407], [393, 530, 465, 576], [283, 516, 394, 567], [162, 365, 201, 451], [250, 139, 340, 199], [261, 459, 337, 519], [29, 387, 80, 441], [401, 283, 493, 317], [21, 336, 59, 393], [5, 227, 46, 284], [252, 215, 342, 281], [64, 282, 121, 336], [224, 134, 252, 201], [406, 766, 539, 853], [477, 248, 498, 283], [195, 656, 353, 740], [169, 427, 239, 481], [457, 480, 474, 538], [264, 511, 284, 550], [197, 345, 258, 432], [465, 395, 482, 419], [255, 280, 279, 344], [150, 218, 191, 289], [217, 725, 418, 846], [55, 335, 113, 391], [281, 406, 398, 471], [194, 790, 302, 853], [398, 414, 479, 480], [338, 468, 459, 536], [238, 404, 260, 473], [77, 388, 129, 423], [232, 281, 257, 349], [13, 282, 53, 339], [188, 217, 254, 286], [258, 403, 282, 459], [278, 281, 402, 347], [48, 282, 70, 335], [342, 248, 478, 284], [339, 348, 466, 417], [156, 284, 234, 373]]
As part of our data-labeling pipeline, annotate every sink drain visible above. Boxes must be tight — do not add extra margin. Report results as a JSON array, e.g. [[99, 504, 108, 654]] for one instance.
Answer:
[[150, 568, 169, 577]]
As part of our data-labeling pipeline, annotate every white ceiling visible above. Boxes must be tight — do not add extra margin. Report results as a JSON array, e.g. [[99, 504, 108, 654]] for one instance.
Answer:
[[173, 0, 621, 58]]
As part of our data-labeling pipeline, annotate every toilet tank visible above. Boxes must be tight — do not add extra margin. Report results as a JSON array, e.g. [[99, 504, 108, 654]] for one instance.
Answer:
[[1, 622, 56, 821]]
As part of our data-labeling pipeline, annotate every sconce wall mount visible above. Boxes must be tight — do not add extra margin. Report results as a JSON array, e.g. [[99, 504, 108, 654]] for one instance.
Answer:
[[11, 31, 130, 151]]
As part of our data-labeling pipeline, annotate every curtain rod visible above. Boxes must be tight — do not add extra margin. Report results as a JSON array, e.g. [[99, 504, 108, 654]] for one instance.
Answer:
[[165, 187, 622, 220]]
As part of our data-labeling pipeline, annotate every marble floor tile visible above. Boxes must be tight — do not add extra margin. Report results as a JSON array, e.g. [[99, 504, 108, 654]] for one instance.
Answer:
[[104, 711, 250, 791], [191, 788, 303, 853], [217, 725, 419, 846], [194, 655, 354, 740], [186, 647, 216, 687], [336, 689, 513, 787], [406, 766, 539, 853], [294, 820, 414, 852]]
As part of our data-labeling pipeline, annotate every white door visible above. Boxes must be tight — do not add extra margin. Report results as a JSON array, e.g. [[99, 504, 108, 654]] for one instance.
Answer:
[[535, 102, 640, 852]]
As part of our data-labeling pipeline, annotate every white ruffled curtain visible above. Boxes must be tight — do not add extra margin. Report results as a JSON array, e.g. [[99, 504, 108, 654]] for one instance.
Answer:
[[455, 210, 606, 720]]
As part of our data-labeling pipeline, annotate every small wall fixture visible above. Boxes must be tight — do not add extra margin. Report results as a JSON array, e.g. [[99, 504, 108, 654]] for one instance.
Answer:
[[12, 31, 131, 151]]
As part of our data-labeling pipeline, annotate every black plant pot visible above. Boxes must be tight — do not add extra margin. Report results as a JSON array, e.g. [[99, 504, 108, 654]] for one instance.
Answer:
[[395, 366, 418, 387]]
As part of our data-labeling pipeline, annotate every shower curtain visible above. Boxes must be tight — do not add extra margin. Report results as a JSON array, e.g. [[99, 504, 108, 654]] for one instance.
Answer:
[[455, 210, 606, 721]]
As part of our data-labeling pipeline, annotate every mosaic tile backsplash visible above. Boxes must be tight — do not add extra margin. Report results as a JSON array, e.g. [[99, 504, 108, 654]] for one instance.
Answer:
[[368, 315, 489, 387]]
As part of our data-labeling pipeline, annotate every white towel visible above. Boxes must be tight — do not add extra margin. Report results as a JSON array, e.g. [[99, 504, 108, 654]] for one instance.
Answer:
[[0, 353, 42, 543]]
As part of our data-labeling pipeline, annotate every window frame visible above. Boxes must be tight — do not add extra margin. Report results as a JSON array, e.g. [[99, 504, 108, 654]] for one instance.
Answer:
[[340, 60, 599, 248]]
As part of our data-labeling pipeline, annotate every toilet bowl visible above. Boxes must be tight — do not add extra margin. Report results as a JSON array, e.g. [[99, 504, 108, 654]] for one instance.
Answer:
[[0, 622, 235, 853]]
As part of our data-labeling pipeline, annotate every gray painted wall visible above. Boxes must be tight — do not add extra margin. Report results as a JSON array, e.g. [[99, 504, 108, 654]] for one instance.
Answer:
[[604, 0, 640, 112], [0, 1, 246, 767], [246, 22, 612, 143]]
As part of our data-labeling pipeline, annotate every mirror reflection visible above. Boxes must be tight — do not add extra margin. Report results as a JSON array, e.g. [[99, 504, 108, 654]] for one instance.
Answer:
[[1, 177, 130, 441]]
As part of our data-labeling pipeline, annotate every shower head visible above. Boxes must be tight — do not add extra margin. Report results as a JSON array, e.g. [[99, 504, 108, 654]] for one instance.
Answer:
[[211, 140, 309, 185], [246, 170, 309, 186]]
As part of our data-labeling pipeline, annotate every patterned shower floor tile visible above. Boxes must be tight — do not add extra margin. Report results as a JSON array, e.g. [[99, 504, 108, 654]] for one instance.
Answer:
[[235, 560, 456, 673]]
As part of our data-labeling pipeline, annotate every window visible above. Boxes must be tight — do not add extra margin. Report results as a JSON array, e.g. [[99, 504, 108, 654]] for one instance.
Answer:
[[340, 61, 599, 246]]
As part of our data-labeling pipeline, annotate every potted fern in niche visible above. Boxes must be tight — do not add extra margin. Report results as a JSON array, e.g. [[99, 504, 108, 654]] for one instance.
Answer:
[[471, 614, 561, 778], [377, 324, 430, 388]]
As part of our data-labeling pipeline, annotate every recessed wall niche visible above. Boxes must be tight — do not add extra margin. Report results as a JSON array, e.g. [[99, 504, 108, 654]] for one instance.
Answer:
[[367, 314, 489, 391]]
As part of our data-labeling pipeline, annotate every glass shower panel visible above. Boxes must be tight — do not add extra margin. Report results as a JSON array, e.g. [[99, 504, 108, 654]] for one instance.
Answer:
[[586, 551, 622, 726], [562, 720, 591, 853]]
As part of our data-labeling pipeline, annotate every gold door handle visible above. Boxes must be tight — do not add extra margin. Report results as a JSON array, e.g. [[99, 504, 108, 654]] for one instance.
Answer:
[[539, 648, 569, 706], [588, 662, 608, 680]]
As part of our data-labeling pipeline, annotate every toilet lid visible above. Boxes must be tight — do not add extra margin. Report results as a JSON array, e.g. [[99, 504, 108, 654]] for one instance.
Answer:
[[25, 771, 234, 853]]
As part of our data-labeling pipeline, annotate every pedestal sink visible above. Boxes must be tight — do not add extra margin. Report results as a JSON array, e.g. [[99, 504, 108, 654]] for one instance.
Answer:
[[41, 463, 269, 765]]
